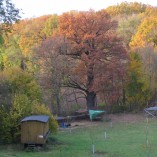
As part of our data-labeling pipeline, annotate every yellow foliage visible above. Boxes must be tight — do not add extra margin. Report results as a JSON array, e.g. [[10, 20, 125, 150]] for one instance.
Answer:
[[32, 103, 58, 134], [130, 16, 157, 49]]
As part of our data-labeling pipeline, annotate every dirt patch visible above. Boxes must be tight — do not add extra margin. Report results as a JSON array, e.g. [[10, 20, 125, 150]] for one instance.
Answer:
[[59, 113, 145, 130], [107, 113, 145, 123], [95, 150, 108, 155]]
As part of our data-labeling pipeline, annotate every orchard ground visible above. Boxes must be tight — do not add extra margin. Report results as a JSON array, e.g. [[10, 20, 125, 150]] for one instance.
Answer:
[[1, 113, 157, 157]]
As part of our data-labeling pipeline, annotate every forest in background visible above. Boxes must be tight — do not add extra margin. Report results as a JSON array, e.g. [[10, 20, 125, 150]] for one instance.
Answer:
[[1, 1, 157, 143]]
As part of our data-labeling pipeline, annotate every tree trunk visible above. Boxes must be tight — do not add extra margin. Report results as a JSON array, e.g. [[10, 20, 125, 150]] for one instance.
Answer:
[[86, 61, 96, 109], [55, 92, 61, 115], [122, 89, 126, 105], [20, 59, 27, 70], [86, 91, 96, 109]]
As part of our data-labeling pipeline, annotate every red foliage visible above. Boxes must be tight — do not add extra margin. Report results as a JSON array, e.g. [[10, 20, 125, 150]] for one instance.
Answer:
[[38, 10, 128, 108]]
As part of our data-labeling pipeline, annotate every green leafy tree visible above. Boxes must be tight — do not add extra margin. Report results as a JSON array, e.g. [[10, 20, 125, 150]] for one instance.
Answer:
[[138, 46, 157, 102], [42, 14, 58, 37], [126, 52, 150, 110], [2, 35, 22, 69], [0, 105, 12, 143], [0, 0, 20, 24], [7, 68, 41, 101], [0, 0, 20, 36], [0, 0, 20, 70], [9, 94, 32, 142]]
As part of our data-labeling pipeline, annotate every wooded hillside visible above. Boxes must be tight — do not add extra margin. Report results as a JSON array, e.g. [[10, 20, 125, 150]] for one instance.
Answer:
[[1, 1, 157, 142]]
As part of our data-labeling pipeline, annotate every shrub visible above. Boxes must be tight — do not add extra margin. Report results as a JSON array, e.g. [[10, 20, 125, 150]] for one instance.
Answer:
[[31, 103, 58, 134], [0, 68, 58, 143]]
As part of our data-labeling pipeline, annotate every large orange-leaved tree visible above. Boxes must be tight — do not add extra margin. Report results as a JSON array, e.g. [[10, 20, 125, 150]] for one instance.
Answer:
[[58, 10, 128, 109]]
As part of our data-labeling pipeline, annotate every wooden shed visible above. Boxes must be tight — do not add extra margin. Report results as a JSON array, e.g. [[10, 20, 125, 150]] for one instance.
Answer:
[[21, 115, 50, 145]]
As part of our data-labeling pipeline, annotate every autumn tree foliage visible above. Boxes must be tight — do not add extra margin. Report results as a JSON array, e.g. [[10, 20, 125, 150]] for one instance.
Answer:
[[130, 16, 157, 48], [118, 14, 142, 48], [106, 2, 147, 16], [2, 2, 157, 114], [1, 15, 55, 71], [0, 0, 20, 47], [58, 10, 127, 109], [126, 52, 151, 111], [35, 36, 68, 115]]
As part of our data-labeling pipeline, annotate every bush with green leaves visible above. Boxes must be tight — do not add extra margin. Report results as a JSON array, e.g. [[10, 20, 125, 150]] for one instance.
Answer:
[[7, 68, 41, 101], [0, 105, 12, 143], [0, 94, 58, 143], [32, 103, 58, 134], [0, 68, 58, 143]]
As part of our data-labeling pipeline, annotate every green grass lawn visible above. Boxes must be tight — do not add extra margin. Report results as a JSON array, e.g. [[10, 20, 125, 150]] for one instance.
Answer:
[[0, 115, 157, 157]]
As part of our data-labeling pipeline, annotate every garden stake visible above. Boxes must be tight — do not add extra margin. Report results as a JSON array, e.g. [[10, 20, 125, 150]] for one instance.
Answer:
[[104, 131, 107, 139], [92, 143, 95, 156]]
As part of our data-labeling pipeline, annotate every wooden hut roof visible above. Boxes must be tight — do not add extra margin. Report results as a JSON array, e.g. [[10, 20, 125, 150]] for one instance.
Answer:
[[21, 115, 49, 123]]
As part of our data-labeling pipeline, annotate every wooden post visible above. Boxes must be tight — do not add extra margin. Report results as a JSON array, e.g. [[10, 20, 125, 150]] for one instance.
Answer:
[[92, 143, 95, 155], [104, 131, 107, 139]]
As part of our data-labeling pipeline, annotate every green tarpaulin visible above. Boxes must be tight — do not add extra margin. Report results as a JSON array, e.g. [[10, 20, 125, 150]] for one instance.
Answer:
[[89, 110, 105, 121]]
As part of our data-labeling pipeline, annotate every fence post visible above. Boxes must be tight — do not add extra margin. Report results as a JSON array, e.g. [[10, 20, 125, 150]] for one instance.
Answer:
[[104, 131, 107, 139], [60, 149, 61, 157], [92, 143, 95, 156]]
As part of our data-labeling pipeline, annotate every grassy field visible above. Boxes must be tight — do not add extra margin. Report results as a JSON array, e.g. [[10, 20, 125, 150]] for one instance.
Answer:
[[1, 114, 157, 157]]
